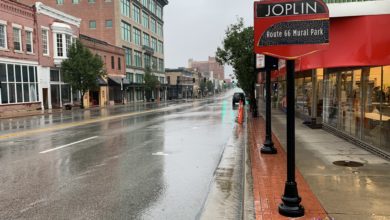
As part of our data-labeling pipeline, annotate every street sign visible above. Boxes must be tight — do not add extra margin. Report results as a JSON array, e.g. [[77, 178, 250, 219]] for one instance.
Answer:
[[256, 54, 265, 69], [254, 0, 329, 59]]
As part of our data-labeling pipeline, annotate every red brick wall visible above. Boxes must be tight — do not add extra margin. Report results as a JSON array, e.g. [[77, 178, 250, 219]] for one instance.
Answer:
[[0, 0, 38, 62], [80, 37, 125, 76], [21, 0, 116, 45]]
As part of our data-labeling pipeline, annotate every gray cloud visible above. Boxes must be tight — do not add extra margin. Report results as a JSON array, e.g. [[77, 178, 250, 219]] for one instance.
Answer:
[[164, 0, 253, 76]]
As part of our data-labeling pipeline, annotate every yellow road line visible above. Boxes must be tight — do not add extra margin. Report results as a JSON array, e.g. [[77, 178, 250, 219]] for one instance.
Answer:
[[0, 106, 176, 140]]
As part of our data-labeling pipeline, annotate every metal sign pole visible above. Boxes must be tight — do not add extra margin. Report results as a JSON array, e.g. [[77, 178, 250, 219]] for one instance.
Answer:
[[261, 56, 277, 154], [278, 59, 304, 217]]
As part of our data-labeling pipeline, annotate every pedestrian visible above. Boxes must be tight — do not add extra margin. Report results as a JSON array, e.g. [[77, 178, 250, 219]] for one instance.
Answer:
[[281, 96, 287, 113]]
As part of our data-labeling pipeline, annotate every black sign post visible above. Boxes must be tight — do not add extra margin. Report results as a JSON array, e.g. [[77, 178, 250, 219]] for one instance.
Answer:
[[254, 0, 329, 217], [261, 56, 278, 154], [278, 60, 305, 217]]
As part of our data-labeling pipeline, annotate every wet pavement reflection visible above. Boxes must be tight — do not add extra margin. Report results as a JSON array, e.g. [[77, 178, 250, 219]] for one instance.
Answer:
[[0, 92, 241, 219]]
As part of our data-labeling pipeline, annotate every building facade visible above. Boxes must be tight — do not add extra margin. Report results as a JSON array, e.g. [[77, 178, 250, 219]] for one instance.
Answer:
[[256, 0, 390, 158], [20, 0, 169, 103], [0, 0, 80, 114], [165, 68, 194, 100], [188, 57, 225, 81], [79, 34, 126, 107]]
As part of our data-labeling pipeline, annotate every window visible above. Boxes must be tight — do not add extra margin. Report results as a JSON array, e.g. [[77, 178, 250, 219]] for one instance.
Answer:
[[105, 20, 113, 28], [158, 59, 164, 71], [136, 73, 144, 83], [121, 21, 131, 42], [72, 0, 80, 4], [133, 4, 140, 23], [150, 18, 156, 33], [41, 29, 49, 55], [56, 0, 64, 4], [142, 0, 148, 7], [133, 28, 141, 46], [124, 47, 132, 67], [151, 37, 157, 51], [142, 12, 149, 29], [56, 34, 63, 57], [111, 56, 115, 69], [65, 34, 72, 55], [13, 28, 22, 51], [156, 4, 162, 19], [0, 64, 38, 104], [88, 0, 95, 3], [134, 50, 142, 67], [26, 30, 33, 53], [121, 0, 130, 17], [151, 56, 157, 71], [118, 57, 121, 70], [143, 33, 150, 46], [89, 20, 96, 29], [126, 72, 134, 83], [149, 0, 155, 14], [157, 23, 163, 37], [158, 41, 163, 54], [50, 69, 60, 81], [0, 24, 7, 49], [144, 54, 151, 68]]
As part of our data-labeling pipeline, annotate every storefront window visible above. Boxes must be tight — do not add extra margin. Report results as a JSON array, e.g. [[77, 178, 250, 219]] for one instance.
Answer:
[[0, 63, 38, 104], [61, 85, 71, 104], [340, 70, 362, 137], [296, 77, 304, 113], [277, 78, 286, 111], [316, 69, 324, 118], [362, 67, 382, 147], [51, 84, 60, 108], [303, 76, 313, 117], [381, 66, 390, 151], [323, 72, 339, 127]]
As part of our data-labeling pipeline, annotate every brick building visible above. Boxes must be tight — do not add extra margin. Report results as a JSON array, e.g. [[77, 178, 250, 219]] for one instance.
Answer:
[[188, 57, 225, 81], [79, 34, 126, 107], [165, 68, 194, 100], [0, 0, 80, 114], [20, 0, 169, 102]]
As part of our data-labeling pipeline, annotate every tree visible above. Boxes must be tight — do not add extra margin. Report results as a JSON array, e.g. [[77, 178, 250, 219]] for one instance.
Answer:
[[216, 18, 255, 96], [61, 40, 105, 109], [199, 80, 206, 97], [206, 80, 214, 95], [143, 67, 160, 101]]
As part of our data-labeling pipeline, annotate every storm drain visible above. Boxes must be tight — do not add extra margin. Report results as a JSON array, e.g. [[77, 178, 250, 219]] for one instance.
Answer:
[[333, 160, 364, 167]]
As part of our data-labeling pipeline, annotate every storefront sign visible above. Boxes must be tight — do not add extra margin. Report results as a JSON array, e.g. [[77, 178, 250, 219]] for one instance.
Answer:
[[254, 0, 329, 59]]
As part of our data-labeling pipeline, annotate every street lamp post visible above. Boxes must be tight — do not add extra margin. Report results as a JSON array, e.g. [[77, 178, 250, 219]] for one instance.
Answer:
[[278, 59, 304, 217], [121, 78, 124, 105], [261, 55, 277, 154]]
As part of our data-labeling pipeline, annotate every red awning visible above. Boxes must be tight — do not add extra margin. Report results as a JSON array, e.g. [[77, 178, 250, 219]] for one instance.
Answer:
[[297, 14, 390, 71]]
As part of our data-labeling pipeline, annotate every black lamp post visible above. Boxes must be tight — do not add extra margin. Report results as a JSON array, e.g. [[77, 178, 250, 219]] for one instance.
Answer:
[[261, 55, 278, 154], [278, 59, 304, 217]]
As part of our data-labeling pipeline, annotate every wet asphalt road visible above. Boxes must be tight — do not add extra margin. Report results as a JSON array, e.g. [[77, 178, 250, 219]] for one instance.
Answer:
[[0, 91, 240, 219]]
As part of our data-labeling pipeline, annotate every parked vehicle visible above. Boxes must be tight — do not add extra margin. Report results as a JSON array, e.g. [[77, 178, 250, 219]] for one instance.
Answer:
[[232, 92, 245, 106]]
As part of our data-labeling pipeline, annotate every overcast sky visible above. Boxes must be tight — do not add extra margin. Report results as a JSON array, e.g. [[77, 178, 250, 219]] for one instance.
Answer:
[[164, 0, 254, 77]]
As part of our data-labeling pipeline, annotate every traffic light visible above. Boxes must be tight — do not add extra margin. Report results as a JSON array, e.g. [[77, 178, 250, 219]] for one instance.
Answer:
[[193, 78, 195, 83], [204, 78, 206, 83]]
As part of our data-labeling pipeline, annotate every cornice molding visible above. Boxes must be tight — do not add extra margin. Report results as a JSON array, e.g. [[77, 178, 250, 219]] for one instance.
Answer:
[[35, 2, 81, 27]]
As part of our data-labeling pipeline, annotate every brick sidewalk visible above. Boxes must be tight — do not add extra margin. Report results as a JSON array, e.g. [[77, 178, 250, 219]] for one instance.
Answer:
[[248, 116, 330, 220]]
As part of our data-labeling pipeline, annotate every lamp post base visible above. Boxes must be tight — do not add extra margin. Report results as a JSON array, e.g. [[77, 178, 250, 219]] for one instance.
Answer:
[[261, 140, 277, 154], [278, 181, 305, 217]]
